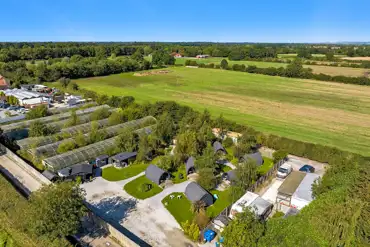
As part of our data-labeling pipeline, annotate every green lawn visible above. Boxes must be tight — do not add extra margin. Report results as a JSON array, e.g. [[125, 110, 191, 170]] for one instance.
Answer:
[[74, 67, 370, 156], [124, 175, 163, 199], [102, 163, 149, 181], [206, 189, 232, 218], [162, 192, 195, 224], [257, 157, 274, 176], [171, 165, 187, 184]]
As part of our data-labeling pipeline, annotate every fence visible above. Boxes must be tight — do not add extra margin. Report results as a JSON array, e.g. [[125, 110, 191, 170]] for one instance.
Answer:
[[248, 158, 286, 192]]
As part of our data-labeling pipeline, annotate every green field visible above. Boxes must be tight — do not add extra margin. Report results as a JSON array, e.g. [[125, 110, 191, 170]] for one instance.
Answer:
[[175, 57, 369, 77], [74, 67, 370, 156]]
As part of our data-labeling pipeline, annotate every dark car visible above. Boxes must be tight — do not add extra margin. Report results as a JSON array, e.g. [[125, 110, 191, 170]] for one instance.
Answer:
[[299, 165, 315, 173]]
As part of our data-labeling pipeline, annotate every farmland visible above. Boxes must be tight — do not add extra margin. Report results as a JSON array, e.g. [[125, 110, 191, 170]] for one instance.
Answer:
[[74, 67, 370, 156], [175, 57, 370, 77]]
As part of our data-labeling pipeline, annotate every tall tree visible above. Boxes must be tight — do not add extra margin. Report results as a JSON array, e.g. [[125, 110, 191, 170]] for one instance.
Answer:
[[174, 130, 198, 163], [222, 209, 265, 247], [28, 182, 87, 241], [220, 59, 228, 69]]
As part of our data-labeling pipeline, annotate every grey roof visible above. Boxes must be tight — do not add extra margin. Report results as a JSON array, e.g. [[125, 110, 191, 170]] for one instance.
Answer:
[[242, 152, 264, 166], [185, 182, 214, 206], [42, 170, 57, 181], [214, 215, 230, 226], [292, 173, 320, 202], [284, 207, 300, 218], [70, 163, 93, 176], [213, 141, 226, 153], [111, 152, 137, 162], [249, 197, 273, 216], [96, 154, 109, 160], [185, 156, 195, 174], [145, 164, 168, 185], [225, 170, 236, 181]]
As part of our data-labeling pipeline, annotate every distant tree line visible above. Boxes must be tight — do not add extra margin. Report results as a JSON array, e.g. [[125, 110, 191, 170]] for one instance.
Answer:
[[2, 42, 368, 63], [186, 59, 370, 86], [0, 56, 152, 87]]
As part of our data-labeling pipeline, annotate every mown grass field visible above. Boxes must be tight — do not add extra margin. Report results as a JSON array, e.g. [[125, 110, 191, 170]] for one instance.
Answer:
[[74, 67, 370, 156], [175, 57, 369, 77]]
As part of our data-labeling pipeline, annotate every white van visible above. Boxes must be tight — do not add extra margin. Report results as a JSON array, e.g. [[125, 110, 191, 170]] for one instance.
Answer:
[[277, 163, 292, 179]]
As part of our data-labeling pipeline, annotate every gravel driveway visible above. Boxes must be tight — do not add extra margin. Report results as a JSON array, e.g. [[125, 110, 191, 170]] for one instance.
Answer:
[[81, 174, 195, 247]]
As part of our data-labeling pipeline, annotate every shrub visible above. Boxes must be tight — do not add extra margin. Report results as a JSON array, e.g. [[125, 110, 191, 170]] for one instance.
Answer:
[[223, 137, 234, 148], [140, 183, 152, 192], [272, 150, 288, 163], [26, 105, 48, 120], [181, 220, 200, 241]]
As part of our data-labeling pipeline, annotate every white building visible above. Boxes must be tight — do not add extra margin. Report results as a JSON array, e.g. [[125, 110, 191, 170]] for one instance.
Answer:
[[3, 89, 50, 108], [290, 173, 320, 210], [229, 191, 273, 220]]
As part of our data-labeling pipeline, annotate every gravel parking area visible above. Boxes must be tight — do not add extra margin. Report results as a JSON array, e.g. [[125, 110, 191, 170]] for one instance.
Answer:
[[81, 174, 195, 247]]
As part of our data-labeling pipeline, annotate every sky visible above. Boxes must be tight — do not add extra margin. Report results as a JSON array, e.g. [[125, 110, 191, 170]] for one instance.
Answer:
[[1, 0, 369, 43]]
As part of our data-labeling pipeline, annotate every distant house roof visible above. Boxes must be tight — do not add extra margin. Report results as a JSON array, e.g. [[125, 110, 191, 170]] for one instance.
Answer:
[[145, 164, 168, 185], [278, 171, 306, 196], [185, 156, 195, 174], [111, 152, 137, 162], [42, 170, 57, 181], [185, 182, 214, 206], [212, 128, 242, 139], [213, 141, 226, 154], [0, 75, 9, 89], [70, 163, 93, 176], [241, 152, 264, 166]]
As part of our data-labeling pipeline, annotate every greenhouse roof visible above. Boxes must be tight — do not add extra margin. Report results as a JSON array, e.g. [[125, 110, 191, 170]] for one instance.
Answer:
[[30, 116, 156, 158], [42, 119, 156, 171], [2, 104, 109, 132]]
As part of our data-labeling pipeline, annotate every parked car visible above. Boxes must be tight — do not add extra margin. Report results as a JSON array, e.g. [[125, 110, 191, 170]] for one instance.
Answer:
[[299, 164, 315, 173], [8, 106, 18, 111], [277, 163, 292, 178]]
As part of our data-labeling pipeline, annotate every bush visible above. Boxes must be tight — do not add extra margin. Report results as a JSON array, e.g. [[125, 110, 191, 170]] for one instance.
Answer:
[[29, 121, 55, 137], [26, 105, 48, 120], [181, 220, 200, 241], [272, 150, 288, 163], [140, 183, 152, 192], [223, 137, 234, 148]]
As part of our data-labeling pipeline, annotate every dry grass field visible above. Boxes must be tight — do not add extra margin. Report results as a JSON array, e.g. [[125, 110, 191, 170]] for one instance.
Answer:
[[341, 57, 370, 61], [175, 57, 370, 77], [74, 67, 370, 156]]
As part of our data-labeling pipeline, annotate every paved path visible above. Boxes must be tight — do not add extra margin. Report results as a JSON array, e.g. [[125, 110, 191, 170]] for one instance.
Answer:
[[0, 154, 42, 193], [225, 162, 236, 170]]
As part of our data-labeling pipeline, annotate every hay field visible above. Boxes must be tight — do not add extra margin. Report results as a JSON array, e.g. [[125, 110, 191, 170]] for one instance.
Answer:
[[175, 57, 369, 77], [74, 67, 370, 156]]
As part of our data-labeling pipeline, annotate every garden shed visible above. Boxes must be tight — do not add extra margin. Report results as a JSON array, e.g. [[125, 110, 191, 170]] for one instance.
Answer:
[[185, 156, 195, 175], [95, 154, 109, 167], [240, 152, 264, 166], [185, 182, 214, 206], [145, 164, 169, 185], [213, 141, 227, 155], [70, 162, 93, 181], [110, 152, 137, 167]]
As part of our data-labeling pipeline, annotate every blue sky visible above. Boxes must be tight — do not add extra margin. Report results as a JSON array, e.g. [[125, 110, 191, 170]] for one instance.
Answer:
[[2, 0, 369, 42]]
